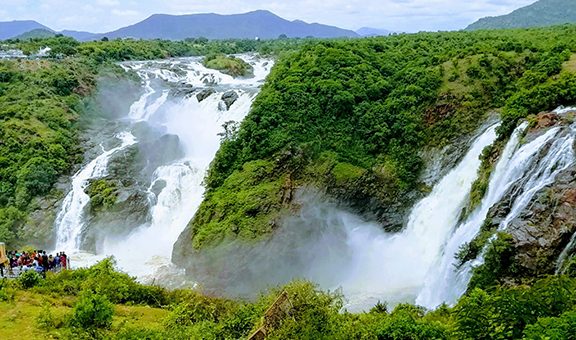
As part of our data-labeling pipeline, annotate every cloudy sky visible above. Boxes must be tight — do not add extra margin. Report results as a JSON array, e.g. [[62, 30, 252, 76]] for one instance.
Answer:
[[0, 0, 537, 33]]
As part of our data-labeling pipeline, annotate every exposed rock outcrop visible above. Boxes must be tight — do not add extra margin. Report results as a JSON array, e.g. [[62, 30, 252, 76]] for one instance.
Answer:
[[220, 90, 239, 111], [479, 111, 576, 279], [196, 88, 215, 102]]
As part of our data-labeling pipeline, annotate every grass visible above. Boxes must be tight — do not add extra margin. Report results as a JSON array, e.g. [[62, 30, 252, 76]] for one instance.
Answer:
[[0, 290, 167, 339], [562, 53, 576, 73]]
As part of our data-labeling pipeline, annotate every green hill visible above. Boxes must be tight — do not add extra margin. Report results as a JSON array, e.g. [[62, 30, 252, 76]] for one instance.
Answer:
[[13, 28, 56, 40], [467, 0, 576, 30]]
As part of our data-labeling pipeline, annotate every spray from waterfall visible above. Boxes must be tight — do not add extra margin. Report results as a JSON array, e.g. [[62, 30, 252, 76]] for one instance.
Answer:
[[417, 114, 576, 309], [52, 55, 274, 282], [183, 124, 500, 310]]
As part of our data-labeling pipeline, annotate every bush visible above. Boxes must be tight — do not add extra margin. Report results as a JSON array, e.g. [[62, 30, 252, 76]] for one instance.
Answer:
[[36, 301, 62, 330], [70, 292, 114, 330], [18, 270, 43, 289], [524, 311, 576, 339], [0, 278, 15, 301]]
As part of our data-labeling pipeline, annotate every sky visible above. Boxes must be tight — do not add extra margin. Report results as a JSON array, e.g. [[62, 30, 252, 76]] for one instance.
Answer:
[[0, 0, 538, 33]]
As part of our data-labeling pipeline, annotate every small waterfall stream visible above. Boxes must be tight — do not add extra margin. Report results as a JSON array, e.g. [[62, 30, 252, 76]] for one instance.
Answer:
[[54, 132, 137, 251]]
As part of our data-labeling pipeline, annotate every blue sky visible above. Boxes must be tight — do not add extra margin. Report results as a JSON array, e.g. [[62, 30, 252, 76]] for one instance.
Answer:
[[0, 0, 537, 33]]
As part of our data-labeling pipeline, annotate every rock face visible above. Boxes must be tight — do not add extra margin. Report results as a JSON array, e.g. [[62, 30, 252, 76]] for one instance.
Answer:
[[21, 194, 64, 249], [480, 112, 576, 279], [80, 145, 153, 252]]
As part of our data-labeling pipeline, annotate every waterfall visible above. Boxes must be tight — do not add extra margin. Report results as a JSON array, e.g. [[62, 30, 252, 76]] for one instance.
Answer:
[[417, 116, 576, 309], [52, 55, 273, 280], [54, 132, 137, 251], [336, 123, 499, 309]]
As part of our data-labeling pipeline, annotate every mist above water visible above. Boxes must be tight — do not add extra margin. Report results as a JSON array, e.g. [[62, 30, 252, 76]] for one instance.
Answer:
[[53, 55, 274, 283], [182, 124, 499, 310]]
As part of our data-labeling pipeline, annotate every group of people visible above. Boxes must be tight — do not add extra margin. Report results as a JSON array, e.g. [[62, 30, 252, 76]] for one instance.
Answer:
[[0, 250, 69, 278]]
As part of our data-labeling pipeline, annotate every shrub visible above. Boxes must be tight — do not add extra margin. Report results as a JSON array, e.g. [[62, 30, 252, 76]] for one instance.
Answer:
[[523, 311, 576, 339], [70, 292, 114, 330], [36, 302, 58, 330], [18, 270, 43, 289], [0, 278, 15, 301]]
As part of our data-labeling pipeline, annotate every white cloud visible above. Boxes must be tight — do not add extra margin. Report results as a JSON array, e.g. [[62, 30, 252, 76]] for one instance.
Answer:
[[0, 0, 538, 33]]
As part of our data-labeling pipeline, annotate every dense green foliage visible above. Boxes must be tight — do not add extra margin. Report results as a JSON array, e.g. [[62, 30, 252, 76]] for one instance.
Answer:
[[203, 53, 254, 77], [467, 0, 576, 30], [0, 35, 307, 248], [3, 260, 576, 339], [0, 58, 96, 246], [188, 25, 576, 249], [5, 35, 309, 63], [86, 179, 119, 213], [70, 292, 114, 330]]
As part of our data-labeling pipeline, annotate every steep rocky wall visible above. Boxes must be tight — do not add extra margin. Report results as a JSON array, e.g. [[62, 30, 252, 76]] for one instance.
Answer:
[[481, 111, 576, 280]]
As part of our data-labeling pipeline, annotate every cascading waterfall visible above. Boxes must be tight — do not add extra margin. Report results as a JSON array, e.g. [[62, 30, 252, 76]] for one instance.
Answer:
[[335, 124, 499, 308], [53, 55, 273, 280], [417, 113, 576, 309], [556, 232, 576, 274], [54, 132, 137, 251]]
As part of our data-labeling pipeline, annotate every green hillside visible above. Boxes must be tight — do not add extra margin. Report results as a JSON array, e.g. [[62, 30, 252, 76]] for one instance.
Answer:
[[13, 28, 56, 40], [467, 0, 576, 30]]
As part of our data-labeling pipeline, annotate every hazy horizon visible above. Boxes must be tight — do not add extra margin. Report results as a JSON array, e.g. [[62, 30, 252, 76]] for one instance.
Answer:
[[0, 0, 537, 34]]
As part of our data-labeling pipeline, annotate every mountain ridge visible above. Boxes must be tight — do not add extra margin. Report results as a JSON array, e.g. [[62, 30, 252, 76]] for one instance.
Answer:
[[467, 0, 576, 30], [93, 10, 358, 40], [0, 10, 358, 41], [0, 20, 52, 40]]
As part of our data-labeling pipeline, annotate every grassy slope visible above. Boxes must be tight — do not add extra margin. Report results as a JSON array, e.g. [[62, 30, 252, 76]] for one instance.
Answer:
[[466, 0, 576, 30], [0, 290, 167, 339], [1, 262, 576, 339]]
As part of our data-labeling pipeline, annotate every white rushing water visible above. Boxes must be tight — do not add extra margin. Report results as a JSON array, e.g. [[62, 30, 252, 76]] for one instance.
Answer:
[[417, 115, 576, 309], [54, 55, 273, 281], [54, 132, 137, 251], [333, 124, 499, 309]]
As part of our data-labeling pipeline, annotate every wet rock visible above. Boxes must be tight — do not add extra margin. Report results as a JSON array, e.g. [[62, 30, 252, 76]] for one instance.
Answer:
[[82, 187, 152, 253], [21, 194, 64, 249], [534, 112, 560, 129], [482, 122, 576, 278], [196, 88, 215, 102], [220, 90, 239, 111], [172, 84, 196, 97]]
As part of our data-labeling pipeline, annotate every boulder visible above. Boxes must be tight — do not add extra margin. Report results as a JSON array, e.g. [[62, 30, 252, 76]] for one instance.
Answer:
[[220, 90, 239, 110], [196, 88, 215, 102]]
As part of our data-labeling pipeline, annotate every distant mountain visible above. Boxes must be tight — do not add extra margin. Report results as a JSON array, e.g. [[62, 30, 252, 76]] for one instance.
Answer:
[[467, 0, 576, 30], [94, 10, 358, 40], [356, 27, 392, 37], [14, 28, 56, 40], [60, 30, 98, 41], [0, 20, 51, 40]]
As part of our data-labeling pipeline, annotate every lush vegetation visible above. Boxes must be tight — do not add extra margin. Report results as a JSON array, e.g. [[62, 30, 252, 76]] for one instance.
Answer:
[[183, 25, 576, 250], [0, 35, 308, 248], [203, 53, 254, 77], [1, 259, 576, 339], [0, 57, 97, 246]]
